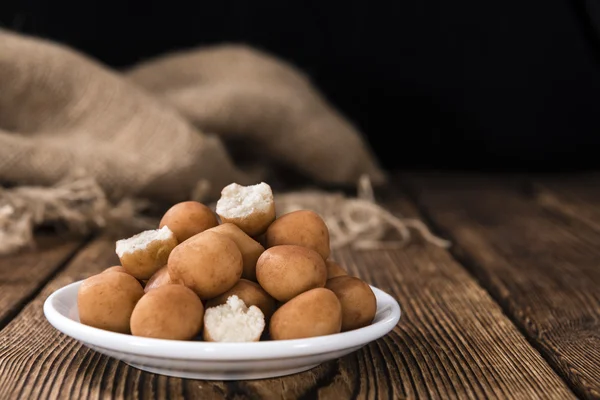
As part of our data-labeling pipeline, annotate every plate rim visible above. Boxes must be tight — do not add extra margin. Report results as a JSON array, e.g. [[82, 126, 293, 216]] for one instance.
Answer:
[[44, 280, 401, 361]]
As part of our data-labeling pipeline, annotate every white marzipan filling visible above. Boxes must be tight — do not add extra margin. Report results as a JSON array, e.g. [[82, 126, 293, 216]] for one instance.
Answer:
[[204, 295, 265, 342], [216, 182, 273, 218], [115, 226, 174, 257]]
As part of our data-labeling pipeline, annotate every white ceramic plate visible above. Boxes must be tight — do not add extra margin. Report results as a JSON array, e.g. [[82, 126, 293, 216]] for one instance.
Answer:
[[44, 280, 401, 380]]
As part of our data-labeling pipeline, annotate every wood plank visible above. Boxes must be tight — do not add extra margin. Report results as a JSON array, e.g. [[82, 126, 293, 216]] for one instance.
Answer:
[[403, 173, 600, 399], [0, 234, 84, 328], [0, 237, 346, 399], [0, 193, 575, 399], [534, 173, 600, 234]]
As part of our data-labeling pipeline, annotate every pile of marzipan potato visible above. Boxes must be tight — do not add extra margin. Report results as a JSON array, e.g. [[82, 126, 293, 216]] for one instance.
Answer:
[[77, 182, 376, 342]]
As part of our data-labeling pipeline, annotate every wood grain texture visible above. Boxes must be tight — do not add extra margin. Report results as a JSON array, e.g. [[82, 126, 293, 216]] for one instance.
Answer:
[[0, 237, 343, 400], [403, 173, 600, 399], [0, 235, 84, 327], [0, 195, 575, 399], [534, 174, 600, 234]]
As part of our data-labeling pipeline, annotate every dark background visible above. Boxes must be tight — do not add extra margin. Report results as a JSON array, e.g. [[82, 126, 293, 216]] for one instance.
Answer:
[[2, 0, 600, 171]]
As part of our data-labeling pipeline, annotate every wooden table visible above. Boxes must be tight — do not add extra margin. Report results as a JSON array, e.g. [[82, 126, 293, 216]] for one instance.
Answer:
[[1, 173, 599, 399]]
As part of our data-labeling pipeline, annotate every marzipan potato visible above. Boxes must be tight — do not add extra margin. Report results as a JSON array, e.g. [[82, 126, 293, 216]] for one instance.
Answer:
[[168, 231, 243, 299], [256, 245, 327, 302], [269, 288, 342, 340], [265, 210, 330, 259]]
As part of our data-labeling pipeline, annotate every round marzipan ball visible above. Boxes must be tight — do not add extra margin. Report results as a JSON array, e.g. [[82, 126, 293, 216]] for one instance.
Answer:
[[326, 260, 348, 279], [265, 210, 330, 260], [326, 276, 377, 331], [206, 223, 264, 281], [159, 201, 218, 243], [77, 272, 144, 334], [256, 245, 327, 302], [269, 288, 342, 340], [144, 265, 177, 293], [206, 279, 276, 320], [168, 231, 243, 299], [130, 284, 204, 340]]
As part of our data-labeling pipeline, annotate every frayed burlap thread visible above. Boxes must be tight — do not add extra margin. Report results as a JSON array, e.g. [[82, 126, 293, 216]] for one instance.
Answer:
[[0, 175, 155, 255], [1, 174, 448, 255], [275, 176, 451, 251]]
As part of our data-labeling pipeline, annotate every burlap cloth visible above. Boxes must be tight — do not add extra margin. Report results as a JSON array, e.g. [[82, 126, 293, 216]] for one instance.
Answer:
[[0, 30, 447, 255]]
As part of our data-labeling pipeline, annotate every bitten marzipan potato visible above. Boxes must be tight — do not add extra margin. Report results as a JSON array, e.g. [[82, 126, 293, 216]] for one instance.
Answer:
[[130, 284, 204, 340], [326, 276, 377, 331], [265, 210, 330, 260], [206, 223, 264, 281], [206, 279, 276, 320], [325, 260, 348, 279], [116, 226, 178, 280], [256, 245, 327, 302], [168, 231, 243, 299], [77, 272, 144, 334], [269, 288, 342, 340], [159, 201, 218, 243], [216, 182, 276, 237], [203, 295, 265, 342], [144, 265, 177, 293]]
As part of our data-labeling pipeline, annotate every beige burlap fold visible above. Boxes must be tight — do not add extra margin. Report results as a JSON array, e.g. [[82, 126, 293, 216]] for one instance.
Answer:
[[0, 30, 253, 204], [127, 45, 385, 186], [0, 29, 386, 254], [0, 30, 384, 202]]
